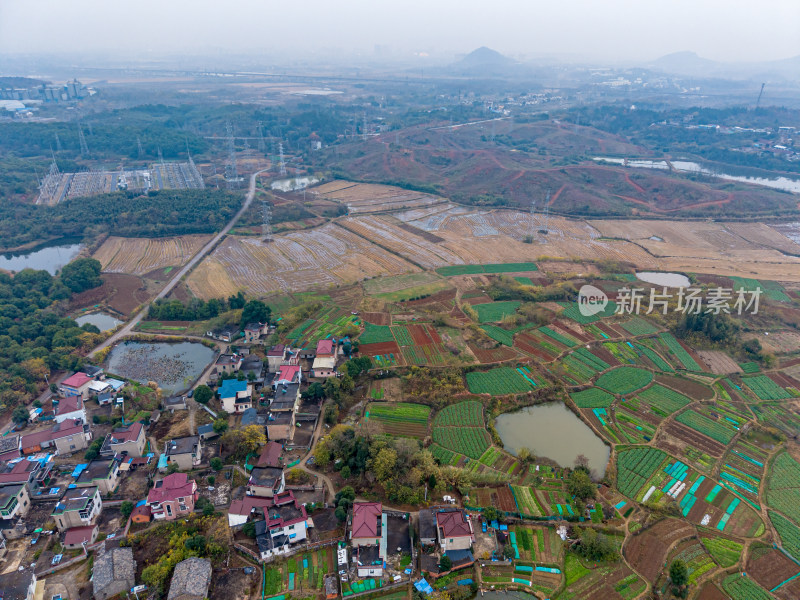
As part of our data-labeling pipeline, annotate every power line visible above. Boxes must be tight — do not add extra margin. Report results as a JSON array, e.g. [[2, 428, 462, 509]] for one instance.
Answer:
[[225, 121, 240, 189]]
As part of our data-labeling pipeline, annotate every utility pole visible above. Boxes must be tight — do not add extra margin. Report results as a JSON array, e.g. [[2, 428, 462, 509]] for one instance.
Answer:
[[225, 121, 240, 189]]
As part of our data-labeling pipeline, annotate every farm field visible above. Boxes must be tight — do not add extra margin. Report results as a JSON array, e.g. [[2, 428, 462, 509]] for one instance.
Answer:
[[466, 366, 539, 395], [474, 301, 521, 323], [595, 366, 653, 395], [94, 234, 212, 275], [365, 402, 431, 438], [312, 181, 446, 213], [432, 401, 491, 459]]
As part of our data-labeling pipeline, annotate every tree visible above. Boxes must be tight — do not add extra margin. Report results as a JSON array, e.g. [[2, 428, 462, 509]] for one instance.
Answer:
[[60, 258, 102, 293], [340, 465, 351, 479], [483, 507, 500, 523], [566, 469, 596, 501], [335, 506, 347, 522], [242, 521, 257, 538], [120, 500, 134, 520], [517, 447, 534, 465], [323, 403, 339, 425], [212, 418, 228, 435], [339, 374, 354, 393], [669, 560, 688, 587], [439, 555, 452, 571], [428, 473, 437, 489], [576, 529, 617, 561], [207, 475, 215, 486], [184, 535, 206, 553], [12, 406, 29, 427], [210, 457, 223, 471], [302, 383, 325, 401], [194, 385, 213, 405], [502, 544, 515, 560], [371, 447, 397, 483], [240, 299, 271, 328]]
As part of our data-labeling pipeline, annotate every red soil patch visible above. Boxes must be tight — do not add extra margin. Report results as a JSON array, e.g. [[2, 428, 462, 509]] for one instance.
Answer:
[[64, 273, 150, 317], [360, 341, 401, 355], [363, 312, 391, 326]]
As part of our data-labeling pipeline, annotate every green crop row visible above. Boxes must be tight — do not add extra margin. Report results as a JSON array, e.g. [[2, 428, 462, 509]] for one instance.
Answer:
[[466, 367, 536, 396], [676, 410, 736, 444], [570, 388, 615, 408], [635, 384, 691, 414], [596, 366, 653, 395]]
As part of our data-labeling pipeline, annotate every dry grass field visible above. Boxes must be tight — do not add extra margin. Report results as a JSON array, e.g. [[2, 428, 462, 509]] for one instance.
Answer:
[[186, 224, 418, 299], [93, 235, 212, 275], [312, 180, 446, 213]]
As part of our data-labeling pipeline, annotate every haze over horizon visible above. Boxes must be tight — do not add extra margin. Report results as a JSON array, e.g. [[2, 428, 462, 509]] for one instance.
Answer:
[[1, 0, 799, 66]]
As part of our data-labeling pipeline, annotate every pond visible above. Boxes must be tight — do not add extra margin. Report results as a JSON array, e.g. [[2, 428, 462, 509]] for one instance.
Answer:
[[74, 312, 122, 332], [270, 176, 320, 192], [106, 341, 216, 395], [0, 240, 83, 275], [495, 403, 610, 477], [636, 271, 691, 288]]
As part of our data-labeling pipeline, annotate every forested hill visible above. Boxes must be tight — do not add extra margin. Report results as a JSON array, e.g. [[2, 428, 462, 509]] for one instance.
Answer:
[[0, 189, 242, 252]]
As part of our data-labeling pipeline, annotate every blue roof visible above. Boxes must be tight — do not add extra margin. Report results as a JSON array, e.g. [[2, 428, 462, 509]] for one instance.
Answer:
[[414, 579, 433, 595], [240, 408, 259, 426], [219, 379, 248, 398], [157, 454, 168, 469]]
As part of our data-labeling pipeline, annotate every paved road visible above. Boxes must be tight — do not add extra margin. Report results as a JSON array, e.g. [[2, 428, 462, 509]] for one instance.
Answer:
[[88, 169, 268, 357]]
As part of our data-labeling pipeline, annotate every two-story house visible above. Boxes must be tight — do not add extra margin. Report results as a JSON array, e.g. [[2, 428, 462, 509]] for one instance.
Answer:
[[0, 458, 52, 492], [147, 473, 197, 520], [59, 372, 94, 399], [0, 483, 31, 522], [215, 354, 243, 375], [436, 509, 474, 552], [274, 364, 301, 387], [53, 395, 87, 424], [244, 322, 267, 343], [311, 339, 337, 378], [162, 436, 202, 471], [247, 466, 285, 498], [20, 419, 91, 455], [75, 459, 121, 495], [51, 486, 102, 532], [219, 379, 252, 414], [350, 502, 382, 547], [255, 491, 310, 560], [100, 422, 147, 458]]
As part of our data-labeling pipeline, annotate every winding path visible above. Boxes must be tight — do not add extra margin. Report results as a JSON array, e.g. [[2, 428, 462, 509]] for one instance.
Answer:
[[88, 169, 269, 357]]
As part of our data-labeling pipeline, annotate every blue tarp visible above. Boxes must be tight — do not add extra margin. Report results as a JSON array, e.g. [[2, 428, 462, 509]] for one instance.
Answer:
[[157, 454, 168, 469], [71, 464, 88, 478], [414, 579, 434, 595]]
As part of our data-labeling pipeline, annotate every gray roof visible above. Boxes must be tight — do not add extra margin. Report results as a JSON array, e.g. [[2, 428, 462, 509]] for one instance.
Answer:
[[419, 509, 436, 541], [93, 546, 135, 596], [166, 436, 200, 456], [168, 557, 212, 600]]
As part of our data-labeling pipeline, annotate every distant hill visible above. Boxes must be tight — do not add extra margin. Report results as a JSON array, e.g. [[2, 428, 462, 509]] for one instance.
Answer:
[[646, 51, 800, 82], [448, 47, 519, 76], [0, 76, 48, 88]]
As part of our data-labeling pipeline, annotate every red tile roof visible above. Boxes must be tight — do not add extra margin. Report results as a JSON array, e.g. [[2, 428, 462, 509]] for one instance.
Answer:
[[228, 495, 274, 517], [147, 473, 197, 504], [276, 365, 300, 383], [351, 502, 382, 539], [256, 441, 282, 468], [55, 396, 83, 415], [63, 525, 96, 546], [267, 344, 286, 357], [316, 339, 335, 356], [436, 510, 472, 538], [62, 372, 93, 389], [108, 422, 143, 444]]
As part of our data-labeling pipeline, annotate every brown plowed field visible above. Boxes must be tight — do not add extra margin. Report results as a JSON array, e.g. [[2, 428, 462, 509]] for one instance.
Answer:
[[661, 421, 726, 457], [363, 312, 391, 326], [624, 518, 695, 582], [747, 548, 800, 593], [495, 486, 517, 512], [408, 323, 435, 345], [592, 345, 621, 366], [657, 374, 714, 400], [64, 273, 151, 316], [697, 350, 742, 375], [359, 341, 402, 355], [696, 583, 727, 600], [468, 343, 519, 363]]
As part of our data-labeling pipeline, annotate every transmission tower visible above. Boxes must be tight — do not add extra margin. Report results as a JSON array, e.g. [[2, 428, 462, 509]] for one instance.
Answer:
[[78, 124, 89, 157], [54, 132, 63, 153], [540, 189, 551, 235], [225, 121, 240, 188], [257, 121, 266, 154], [528, 199, 537, 243], [278, 141, 287, 176], [37, 155, 61, 205], [137, 137, 144, 159], [362, 112, 368, 141], [261, 198, 273, 243]]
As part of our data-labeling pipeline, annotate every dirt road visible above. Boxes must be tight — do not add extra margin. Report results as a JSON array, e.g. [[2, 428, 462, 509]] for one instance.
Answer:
[[88, 169, 268, 357]]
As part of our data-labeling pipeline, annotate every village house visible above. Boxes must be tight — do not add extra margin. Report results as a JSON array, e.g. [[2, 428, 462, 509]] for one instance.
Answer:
[[247, 466, 285, 498], [242, 355, 265, 384], [197, 423, 219, 441], [63, 523, 99, 549], [0, 483, 31, 522], [131, 502, 152, 523], [244, 322, 267, 343], [88, 379, 113, 396], [80, 365, 105, 380], [100, 422, 147, 458], [418, 509, 437, 546], [162, 436, 202, 471], [219, 379, 252, 414], [350, 502, 382, 547], [0, 435, 20, 461], [51, 486, 102, 532], [255, 491, 310, 560], [311, 339, 337, 378], [324, 575, 339, 600], [227, 495, 274, 528], [256, 441, 283, 468], [356, 545, 384, 578], [53, 395, 87, 424], [0, 458, 52, 491], [74, 459, 121, 495], [93, 546, 136, 600], [436, 509, 474, 552], [267, 344, 297, 372], [266, 412, 294, 442], [59, 371, 94, 399], [163, 396, 188, 411], [20, 419, 91, 455], [168, 557, 212, 600], [147, 473, 197, 520], [215, 353, 243, 375], [274, 364, 302, 387]]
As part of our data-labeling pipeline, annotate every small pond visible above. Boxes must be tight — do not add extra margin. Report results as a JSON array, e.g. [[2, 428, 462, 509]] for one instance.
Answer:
[[495, 403, 610, 477], [635, 271, 691, 288], [106, 341, 215, 395], [0, 240, 83, 275], [74, 312, 122, 332]]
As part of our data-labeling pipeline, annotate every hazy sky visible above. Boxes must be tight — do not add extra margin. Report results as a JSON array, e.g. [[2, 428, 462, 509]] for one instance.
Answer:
[[1, 0, 798, 64]]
